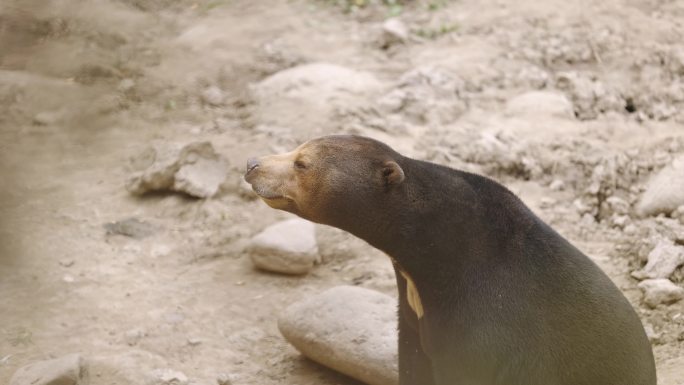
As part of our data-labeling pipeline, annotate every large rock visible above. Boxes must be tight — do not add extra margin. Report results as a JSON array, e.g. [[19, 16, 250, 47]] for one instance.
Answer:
[[637, 155, 684, 216], [377, 66, 466, 126], [637, 278, 684, 308], [278, 286, 398, 385], [247, 218, 320, 275], [632, 238, 684, 280], [10, 354, 88, 385], [253, 63, 379, 101], [504, 91, 574, 118], [250, 62, 381, 136], [126, 141, 229, 198]]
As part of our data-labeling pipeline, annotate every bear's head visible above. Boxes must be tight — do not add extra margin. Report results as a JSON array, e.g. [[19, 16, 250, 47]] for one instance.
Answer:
[[244, 135, 405, 228]]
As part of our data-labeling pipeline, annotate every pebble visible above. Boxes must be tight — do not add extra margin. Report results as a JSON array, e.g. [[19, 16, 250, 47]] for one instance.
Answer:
[[201, 86, 226, 106], [149, 368, 188, 385], [9, 354, 87, 385], [549, 179, 565, 191], [643, 323, 663, 345], [637, 155, 684, 216], [278, 285, 398, 385], [638, 278, 684, 308], [216, 373, 234, 385], [632, 238, 684, 280], [380, 18, 409, 48], [673, 205, 684, 224], [247, 218, 320, 275], [104, 217, 155, 239], [125, 328, 147, 346], [605, 196, 630, 215], [33, 111, 62, 126]]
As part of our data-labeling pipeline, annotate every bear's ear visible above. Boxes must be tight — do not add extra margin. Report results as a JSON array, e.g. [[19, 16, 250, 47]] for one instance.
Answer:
[[382, 161, 405, 186]]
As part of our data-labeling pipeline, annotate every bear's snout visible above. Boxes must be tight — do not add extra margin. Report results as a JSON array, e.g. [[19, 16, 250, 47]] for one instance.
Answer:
[[244, 157, 260, 182], [246, 157, 260, 172]]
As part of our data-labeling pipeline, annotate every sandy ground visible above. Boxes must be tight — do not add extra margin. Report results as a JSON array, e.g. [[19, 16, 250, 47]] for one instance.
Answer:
[[1, 0, 683, 384]]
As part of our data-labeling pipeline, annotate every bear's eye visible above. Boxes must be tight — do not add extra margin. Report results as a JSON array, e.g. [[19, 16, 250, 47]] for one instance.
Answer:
[[294, 160, 307, 170]]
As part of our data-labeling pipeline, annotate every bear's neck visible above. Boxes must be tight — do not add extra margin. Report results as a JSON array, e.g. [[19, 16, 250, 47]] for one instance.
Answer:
[[336, 159, 537, 294]]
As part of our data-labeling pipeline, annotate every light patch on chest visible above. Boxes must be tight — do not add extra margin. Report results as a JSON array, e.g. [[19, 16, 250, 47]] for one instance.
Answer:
[[400, 270, 424, 319]]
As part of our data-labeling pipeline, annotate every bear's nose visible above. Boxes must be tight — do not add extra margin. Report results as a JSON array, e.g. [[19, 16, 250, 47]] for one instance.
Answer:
[[246, 158, 260, 173]]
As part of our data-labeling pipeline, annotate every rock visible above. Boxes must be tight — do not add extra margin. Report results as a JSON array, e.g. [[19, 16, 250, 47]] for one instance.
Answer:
[[504, 91, 574, 118], [9, 353, 88, 385], [380, 18, 409, 48], [377, 66, 466, 125], [118, 79, 136, 92], [247, 218, 320, 275], [126, 141, 229, 198], [201, 86, 225, 106], [605, 196, 631, 215], [637, 155, 684, 216], [173, 157, 229, 198], [104, 218, 155, 239], [674, 205, 684, 224], [251, 62, 381, 135], [125, 328, 147, 346], [549, 179, 565, 191], [149, 369, 188, 385], [254, 63, 379, 100], [555, 71, 624, 120], [638, 278, 684, 308], [33, 111, 63, 126], [278, 286, 397, 385], [216, 373, 234, 385], [632, 238, 684, 280], [643, 323, 662, 345]]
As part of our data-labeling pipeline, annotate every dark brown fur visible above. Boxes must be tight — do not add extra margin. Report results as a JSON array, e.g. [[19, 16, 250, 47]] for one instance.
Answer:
[[245, 135, 656, 385]]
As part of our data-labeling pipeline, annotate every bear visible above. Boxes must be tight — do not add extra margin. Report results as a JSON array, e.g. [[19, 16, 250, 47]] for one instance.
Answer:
[[244, 134, 656, 385]]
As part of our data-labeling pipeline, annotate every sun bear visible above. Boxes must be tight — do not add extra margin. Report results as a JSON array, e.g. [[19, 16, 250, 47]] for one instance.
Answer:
[[244, 135, 656, 385]]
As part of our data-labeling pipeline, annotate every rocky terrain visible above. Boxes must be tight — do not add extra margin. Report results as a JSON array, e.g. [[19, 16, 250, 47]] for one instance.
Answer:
[[1, 0, 683, 384]]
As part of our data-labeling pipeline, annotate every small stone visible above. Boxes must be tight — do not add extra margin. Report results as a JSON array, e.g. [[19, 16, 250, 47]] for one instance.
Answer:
[[9, 354, 87, 385], [278, 286, 397, 385], [643, 324, 662, 344], [33, 111, 62, 126], [504, 91, 574, 118], [539, 197, 556, 209], [149, 369, 188, 385], [673, 205, 684, 224], [549, 179, 565, 191], [63, 275, 75, 283], [201, 86, 225, 106], [104, 217, 156, 239], [624, 224, 638, 235], [605, 196, 630, 215], [59, 259, 75, 267], [380, 18, 409, 48], [632, 239, 684, 280], [125, 328, 147, 346], [247, 218, 320, 275], [118, 79, 136, 92], [638, 278, 684, 308], [611, 215, 630, 228], [216, 373, 234, 385], [187, 338, 202, 346], [637, 155, 684, 216]]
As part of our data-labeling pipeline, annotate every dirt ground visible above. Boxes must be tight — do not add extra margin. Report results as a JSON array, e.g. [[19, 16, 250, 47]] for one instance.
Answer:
[[1, 0, 684, 384]]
